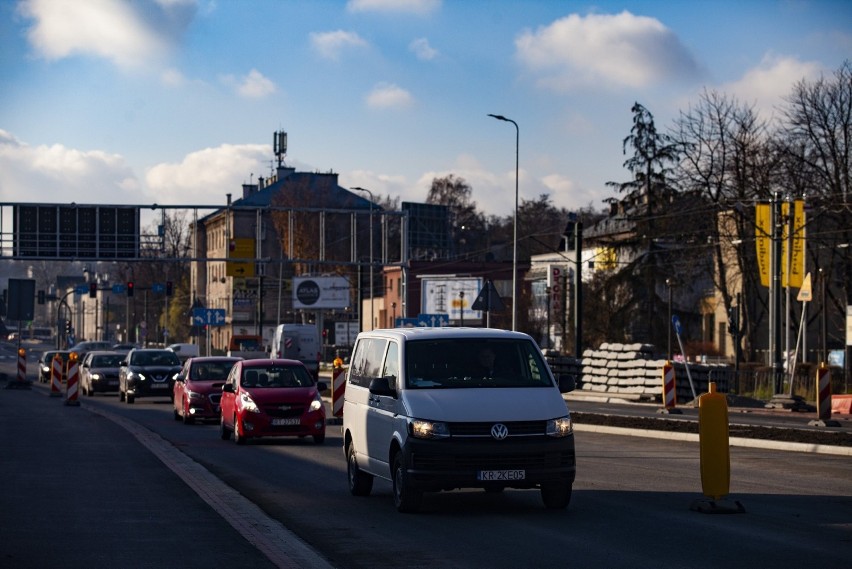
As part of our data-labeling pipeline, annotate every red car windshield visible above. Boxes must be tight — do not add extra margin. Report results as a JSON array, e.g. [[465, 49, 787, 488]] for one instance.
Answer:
[[240, 366, 313, 388]]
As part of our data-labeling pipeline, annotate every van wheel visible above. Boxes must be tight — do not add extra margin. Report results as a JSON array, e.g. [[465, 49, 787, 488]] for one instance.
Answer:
[[541, 482, 572, 509], [347, 445, 373, 496], [392, 453, 422, 513], [126, 392, 135, 404]]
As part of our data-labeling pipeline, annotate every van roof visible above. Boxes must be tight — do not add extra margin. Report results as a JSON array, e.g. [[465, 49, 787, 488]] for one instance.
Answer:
[[356, 327, 533, 342]]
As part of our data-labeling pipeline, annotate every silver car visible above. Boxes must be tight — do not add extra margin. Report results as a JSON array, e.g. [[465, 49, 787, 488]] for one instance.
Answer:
[[80, 351, 124, 396]]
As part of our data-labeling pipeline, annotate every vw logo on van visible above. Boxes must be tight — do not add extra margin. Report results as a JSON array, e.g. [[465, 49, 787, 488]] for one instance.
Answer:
[[490, 423, 509, 440]]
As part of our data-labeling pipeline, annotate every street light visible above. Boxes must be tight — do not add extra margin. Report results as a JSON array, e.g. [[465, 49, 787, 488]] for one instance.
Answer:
[[351, 187, 374, 331], [488, 113, 519, 331]]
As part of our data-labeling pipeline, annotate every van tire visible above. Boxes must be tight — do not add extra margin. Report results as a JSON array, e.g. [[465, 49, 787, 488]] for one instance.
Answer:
[[541, 482, 572, 509], [392, 453, 422, 513], [347, 445, 373, 496]]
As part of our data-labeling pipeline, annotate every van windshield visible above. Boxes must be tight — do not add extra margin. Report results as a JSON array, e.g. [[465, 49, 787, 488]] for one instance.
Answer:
[[405, 339, 553, 389]]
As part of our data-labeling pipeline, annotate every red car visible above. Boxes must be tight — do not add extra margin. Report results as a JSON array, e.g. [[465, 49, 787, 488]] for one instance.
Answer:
[[219, 359, 327, 445], [172, 356, 242, 424]]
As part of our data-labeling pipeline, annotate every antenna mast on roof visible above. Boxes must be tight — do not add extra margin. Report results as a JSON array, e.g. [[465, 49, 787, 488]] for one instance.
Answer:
[[274, 130, 288, 168]]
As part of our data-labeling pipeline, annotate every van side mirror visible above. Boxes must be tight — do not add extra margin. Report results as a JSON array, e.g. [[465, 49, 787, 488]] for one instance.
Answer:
[[368, 376, 396, 397], [557, 374, 576, 394]]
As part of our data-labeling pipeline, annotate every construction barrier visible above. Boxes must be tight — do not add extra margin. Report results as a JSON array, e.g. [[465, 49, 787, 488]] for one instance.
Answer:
[[658, 361, 681, 414], [832, 394, 852, 415], [698, 382, 730, 500], [50, 354, 63, 397], [332, 367, 346, 418], [17, 348, 27, 383], [64, 356, 80, 406], [816, 364, 831, 422]]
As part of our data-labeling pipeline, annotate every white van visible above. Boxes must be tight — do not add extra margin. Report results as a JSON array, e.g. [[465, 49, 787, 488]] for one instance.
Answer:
[[342, 327, 576, 513], [167, 343, 200, 363], [270, 324, 321, 380]]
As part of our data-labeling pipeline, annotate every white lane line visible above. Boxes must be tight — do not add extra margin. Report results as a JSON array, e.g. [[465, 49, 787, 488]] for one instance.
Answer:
[[89, 407, 336, 569]]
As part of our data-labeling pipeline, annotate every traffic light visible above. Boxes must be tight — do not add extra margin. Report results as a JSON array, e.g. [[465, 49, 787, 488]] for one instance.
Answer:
[[65, 319, 71, 333], [127, 281, 134, 297], [165, 281, 173, 297], [88, 282, 97, 298]]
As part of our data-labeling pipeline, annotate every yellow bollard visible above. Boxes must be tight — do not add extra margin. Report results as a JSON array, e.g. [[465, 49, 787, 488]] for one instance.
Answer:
[[691, 382, 744, 514]]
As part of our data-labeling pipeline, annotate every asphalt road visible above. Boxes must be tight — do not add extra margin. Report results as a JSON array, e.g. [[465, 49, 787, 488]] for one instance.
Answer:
[[2, 340, 851, 569]]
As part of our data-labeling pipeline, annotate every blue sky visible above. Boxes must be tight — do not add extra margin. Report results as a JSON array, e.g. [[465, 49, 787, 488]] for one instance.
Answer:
[[1, 0, 850, 219]]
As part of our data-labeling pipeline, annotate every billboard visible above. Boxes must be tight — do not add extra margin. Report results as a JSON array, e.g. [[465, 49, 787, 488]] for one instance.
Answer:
[[293, 276, 350, 309], [421, 276, 482, 322]]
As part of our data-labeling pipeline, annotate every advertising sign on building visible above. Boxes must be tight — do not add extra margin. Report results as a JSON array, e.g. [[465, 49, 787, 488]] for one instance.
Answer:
[[421, 276, 482, 322], [293, 276, 350, 309]]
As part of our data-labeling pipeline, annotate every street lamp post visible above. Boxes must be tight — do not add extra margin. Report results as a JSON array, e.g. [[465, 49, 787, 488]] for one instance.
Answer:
[[488, 113, 519, 331], [351, 187, 375, 331], [665, 278, 673, 360]]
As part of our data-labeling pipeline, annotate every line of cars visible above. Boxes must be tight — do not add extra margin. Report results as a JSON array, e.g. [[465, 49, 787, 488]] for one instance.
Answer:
[[37, 343, 329, 446]]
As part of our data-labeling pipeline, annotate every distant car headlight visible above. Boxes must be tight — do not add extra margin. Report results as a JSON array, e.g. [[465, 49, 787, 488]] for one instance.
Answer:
[[128, 371, 146, 381], [90, 373, 102, 381], [240, 392, 259, 413], [41, 365, 49, 373], [546, 416, 573, 437], [409, 418, 450, 439], [188, 391, 204, 401], [309, 391, 323, 412]]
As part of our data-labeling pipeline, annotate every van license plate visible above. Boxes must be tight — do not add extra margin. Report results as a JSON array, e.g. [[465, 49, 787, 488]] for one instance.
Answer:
[[477, 470, 525, 481], [272, 417, 300, 426]]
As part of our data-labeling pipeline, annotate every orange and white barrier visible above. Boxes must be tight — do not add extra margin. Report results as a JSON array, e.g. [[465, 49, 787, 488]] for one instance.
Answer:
[[50, 354, 63, 397], [816, 364, 831, 422], [17, 348, 27, 383], [658, 361, 681, 414], [332, 367, 346, 418], [64, 358, 80, 406]]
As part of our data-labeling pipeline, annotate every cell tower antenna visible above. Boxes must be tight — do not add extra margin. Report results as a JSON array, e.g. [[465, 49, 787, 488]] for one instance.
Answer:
[[274, 130, 288, 168]]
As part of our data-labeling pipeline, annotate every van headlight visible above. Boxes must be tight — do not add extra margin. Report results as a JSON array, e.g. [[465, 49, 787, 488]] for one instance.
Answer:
[[546, 416, 573, 437], [409, 419, 450, 439]]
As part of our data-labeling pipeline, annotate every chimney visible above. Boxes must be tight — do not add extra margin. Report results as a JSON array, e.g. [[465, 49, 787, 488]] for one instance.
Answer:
[[242, 183, 259, 199]]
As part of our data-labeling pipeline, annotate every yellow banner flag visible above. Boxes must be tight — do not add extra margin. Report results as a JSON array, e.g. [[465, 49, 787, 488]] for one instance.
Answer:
[[782, 200, 805, 288], [755, 204, 770, 287]]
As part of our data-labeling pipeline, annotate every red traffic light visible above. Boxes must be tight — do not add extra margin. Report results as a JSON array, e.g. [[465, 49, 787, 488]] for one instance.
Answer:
[[88, 282, 97, 298], [127, 281, 134, 297], [165, 281, 173, 297]]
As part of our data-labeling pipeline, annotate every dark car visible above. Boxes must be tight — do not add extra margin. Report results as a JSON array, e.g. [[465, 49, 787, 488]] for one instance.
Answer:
[[172, 356, 241, 424], [37, 350, 71, 384], [80, 351, 124, 396], [119, 348, 182, 404], [219, 359, 327, 445]]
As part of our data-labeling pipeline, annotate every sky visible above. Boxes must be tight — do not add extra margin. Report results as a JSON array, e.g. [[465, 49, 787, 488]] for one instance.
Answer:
[[1, 0, 850, 221]]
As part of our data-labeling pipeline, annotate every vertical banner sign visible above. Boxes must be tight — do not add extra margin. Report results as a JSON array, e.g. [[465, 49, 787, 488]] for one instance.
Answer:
[[547, 265, 563, 320], [755, 204, 771, 288], [781, 200, 805, 288]]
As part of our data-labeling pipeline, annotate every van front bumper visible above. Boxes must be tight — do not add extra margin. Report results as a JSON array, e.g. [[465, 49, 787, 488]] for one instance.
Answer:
[[402, 435, 576, 491]]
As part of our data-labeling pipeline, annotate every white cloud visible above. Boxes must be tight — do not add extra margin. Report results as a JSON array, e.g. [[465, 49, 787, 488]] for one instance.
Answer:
[[719, 54, 826, 119], [347, 0, 440, 16], [0, 130, 139, 204], [409, 37, 438, 61], [310, 30, 368, 60], [236, 69, 277, 99], [145, 143, 269, 205], [515, 11, 701, 91], [366, 83, 414, 109], [17, 0, 197, 70]]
